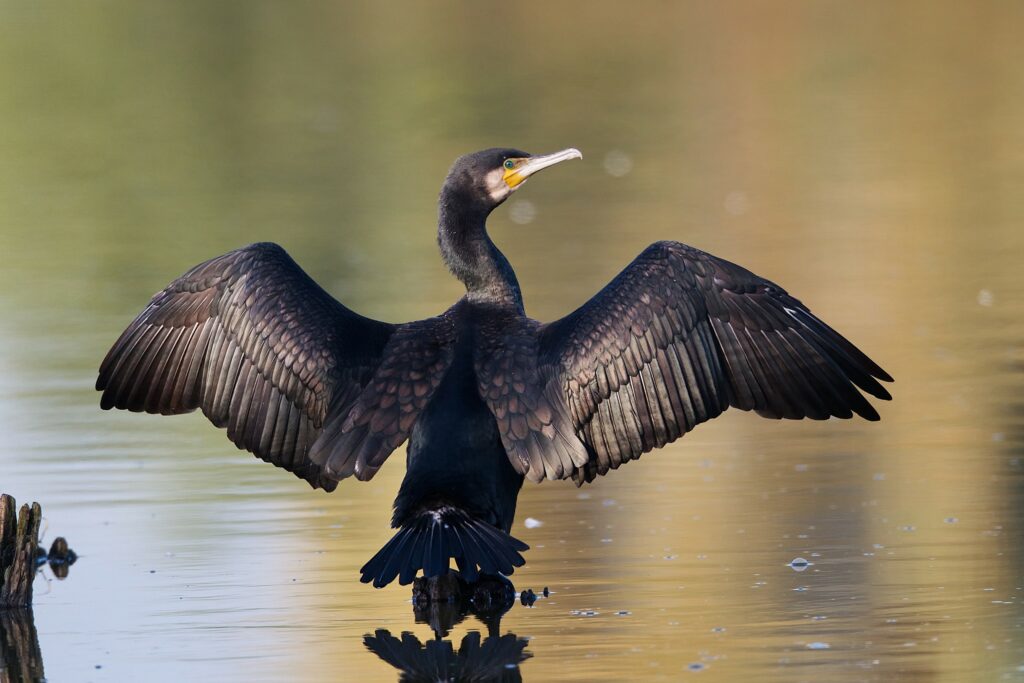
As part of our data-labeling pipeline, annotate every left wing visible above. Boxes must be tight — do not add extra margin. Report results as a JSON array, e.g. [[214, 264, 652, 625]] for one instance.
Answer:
[[96, 242, 451, 490]]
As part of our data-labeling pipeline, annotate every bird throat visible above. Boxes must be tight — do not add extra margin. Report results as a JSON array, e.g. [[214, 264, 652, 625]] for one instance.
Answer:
[[437, 189, 523, 310]]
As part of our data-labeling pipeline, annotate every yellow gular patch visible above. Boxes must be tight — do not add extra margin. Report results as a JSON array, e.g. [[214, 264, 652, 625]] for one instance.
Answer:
[[502, 162, 527, 188]]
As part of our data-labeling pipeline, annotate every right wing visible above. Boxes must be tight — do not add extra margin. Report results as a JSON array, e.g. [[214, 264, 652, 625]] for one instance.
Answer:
[[536, 241, 892, 484], [97, 242, 408, 490]]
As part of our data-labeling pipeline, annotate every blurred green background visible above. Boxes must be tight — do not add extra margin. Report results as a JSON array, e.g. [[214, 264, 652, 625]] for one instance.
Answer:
[[2, 2, 1023, 681]]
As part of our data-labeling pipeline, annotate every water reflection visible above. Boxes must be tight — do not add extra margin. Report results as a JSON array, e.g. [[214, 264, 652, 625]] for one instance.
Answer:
[[0, 547, 77, 683], [365, 629, 530, 683], [366, 576, 532, 682], [0, 610, 44, 682]]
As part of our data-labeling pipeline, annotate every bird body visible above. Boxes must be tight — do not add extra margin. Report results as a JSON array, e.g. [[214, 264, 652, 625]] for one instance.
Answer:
[[97, 147, 892, 588], [393, 300, 524, 534]]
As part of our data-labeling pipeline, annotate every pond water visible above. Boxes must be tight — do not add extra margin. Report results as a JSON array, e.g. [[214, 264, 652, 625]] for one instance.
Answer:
[[2, 2, 1024, 681]]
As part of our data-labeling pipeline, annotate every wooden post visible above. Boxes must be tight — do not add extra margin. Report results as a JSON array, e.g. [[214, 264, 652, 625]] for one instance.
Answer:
[[0, 494, 41, 609]]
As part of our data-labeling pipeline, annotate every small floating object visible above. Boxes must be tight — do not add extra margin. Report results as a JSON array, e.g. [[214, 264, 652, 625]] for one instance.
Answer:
[[788, 557, 812, 571], [1, 493, 77, 602], [520, 589, 537, 606], [806, 642, 831, 650], [687, 662, 706, 672], [542, 586, 549, 597], [524, 518, 544, 529]]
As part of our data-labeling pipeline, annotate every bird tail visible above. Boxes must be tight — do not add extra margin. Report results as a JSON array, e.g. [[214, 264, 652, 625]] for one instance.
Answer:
[[360, 506, 528, 588]]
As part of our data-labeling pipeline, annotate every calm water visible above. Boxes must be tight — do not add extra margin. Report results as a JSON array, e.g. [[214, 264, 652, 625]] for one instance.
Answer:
[[2, 2, 1024, 681]]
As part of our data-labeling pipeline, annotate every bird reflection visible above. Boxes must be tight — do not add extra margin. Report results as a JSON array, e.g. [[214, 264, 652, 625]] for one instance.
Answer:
[[364, 630, 530, 683], [365, 575, 534, 682]]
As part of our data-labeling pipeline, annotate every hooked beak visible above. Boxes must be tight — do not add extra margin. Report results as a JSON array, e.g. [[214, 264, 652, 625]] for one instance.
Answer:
[[505, 148, 583, 188]]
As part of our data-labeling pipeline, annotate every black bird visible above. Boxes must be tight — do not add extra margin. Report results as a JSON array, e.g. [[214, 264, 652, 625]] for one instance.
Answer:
[[97, 147, 892, 588]]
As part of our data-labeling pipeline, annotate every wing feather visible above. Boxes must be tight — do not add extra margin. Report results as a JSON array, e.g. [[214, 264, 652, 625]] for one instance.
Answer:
[[97, 242, 398, 489], [537, 241, 892, 484]]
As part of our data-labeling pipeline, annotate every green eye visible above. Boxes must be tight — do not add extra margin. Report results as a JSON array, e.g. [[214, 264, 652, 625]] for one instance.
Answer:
[[503, 159, 515, 170]]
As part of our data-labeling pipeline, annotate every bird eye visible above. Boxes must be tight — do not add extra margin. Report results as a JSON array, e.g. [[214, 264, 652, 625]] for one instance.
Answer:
[[503, 159, 515, 170]]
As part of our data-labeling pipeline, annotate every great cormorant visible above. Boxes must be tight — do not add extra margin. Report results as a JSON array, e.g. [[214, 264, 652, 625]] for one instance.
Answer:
[[97, 147, 892, 588]]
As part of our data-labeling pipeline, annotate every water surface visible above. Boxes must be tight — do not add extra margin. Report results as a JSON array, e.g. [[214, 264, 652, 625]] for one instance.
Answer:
[[2, 2, 1023, 681]]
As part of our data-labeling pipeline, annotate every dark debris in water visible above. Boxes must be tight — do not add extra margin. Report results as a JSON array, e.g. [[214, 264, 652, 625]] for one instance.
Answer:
[[2, 493, 78, 606]]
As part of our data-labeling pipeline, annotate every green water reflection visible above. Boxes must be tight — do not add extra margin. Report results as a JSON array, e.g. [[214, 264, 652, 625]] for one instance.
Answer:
[[2, 2, 1023, 681]]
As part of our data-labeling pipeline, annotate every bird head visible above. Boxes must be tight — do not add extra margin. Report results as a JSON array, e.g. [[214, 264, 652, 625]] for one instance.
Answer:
[[442, 147, 583, 212]]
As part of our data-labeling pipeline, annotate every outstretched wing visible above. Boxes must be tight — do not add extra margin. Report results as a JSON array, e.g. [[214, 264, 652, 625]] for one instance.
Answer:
[[533, 240, 893, 485], [97, 242, 396, 490]]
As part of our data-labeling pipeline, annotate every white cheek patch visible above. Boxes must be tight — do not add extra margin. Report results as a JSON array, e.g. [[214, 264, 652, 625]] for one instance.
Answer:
[[485, 167, 513, 202]]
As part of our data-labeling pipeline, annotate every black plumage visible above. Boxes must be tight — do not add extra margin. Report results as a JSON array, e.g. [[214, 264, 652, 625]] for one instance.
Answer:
[[97, 147, 892, 587]]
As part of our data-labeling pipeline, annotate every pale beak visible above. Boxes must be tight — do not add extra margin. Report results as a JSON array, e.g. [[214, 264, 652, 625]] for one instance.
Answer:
[[505, 148, 583, 188]]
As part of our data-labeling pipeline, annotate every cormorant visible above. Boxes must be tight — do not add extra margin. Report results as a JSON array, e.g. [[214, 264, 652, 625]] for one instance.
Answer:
[[97, 147, 892, 588]]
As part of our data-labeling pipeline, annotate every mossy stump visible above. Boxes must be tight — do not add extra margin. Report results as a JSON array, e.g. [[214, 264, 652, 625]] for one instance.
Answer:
[[0, 494, 41, 609]]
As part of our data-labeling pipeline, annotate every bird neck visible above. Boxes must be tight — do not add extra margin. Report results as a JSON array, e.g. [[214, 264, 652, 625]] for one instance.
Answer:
[[437, 188, 524, 311]]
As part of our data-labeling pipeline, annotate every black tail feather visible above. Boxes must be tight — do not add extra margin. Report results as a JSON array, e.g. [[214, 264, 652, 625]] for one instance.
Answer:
[[360, 507, 529, 588]]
